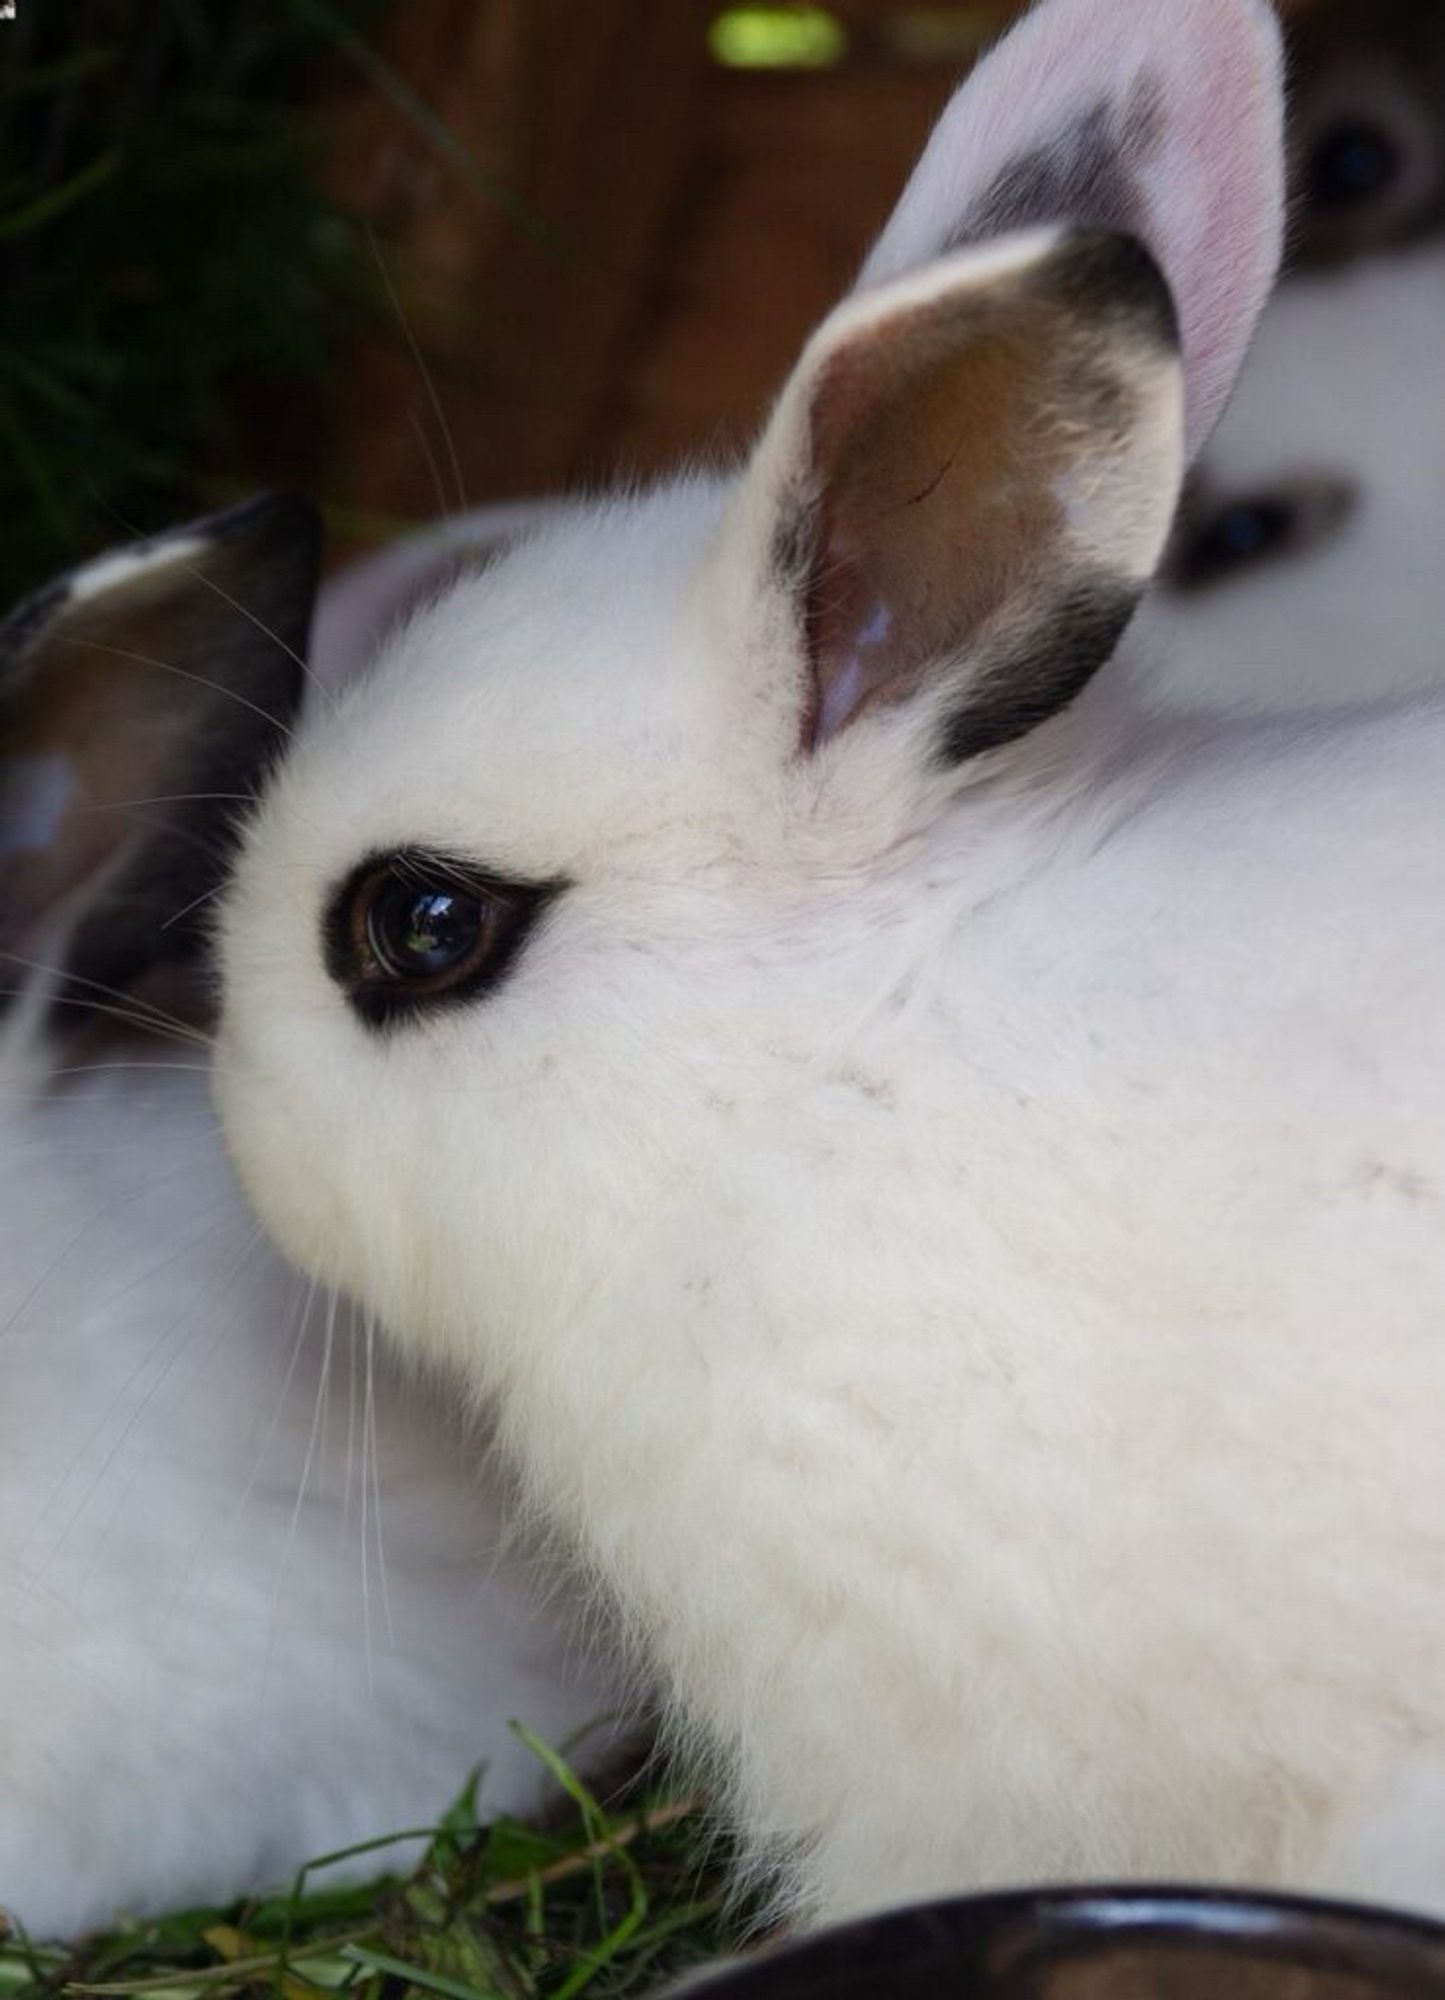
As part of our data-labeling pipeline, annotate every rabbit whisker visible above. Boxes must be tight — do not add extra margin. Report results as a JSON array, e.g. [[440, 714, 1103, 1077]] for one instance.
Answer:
[[16, 1196, 251, 1586], [157, 1258, 322, 1643], [369, 224, 468, 518], [256, 1286, 340, 1719], [0, 951, 211, 1047], [54, 636, 298, 741]]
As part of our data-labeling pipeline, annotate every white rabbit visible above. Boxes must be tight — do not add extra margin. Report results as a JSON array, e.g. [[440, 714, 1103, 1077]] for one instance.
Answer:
[[1136, 0, 1445, 714], [0, 500, 625, 1940], [214, 0, 1445, 1933]]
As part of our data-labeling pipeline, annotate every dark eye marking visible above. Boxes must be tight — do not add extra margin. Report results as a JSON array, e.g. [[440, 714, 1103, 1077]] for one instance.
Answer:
[[1163, 478, 1358, 595], [324, 849, 562, 1029]]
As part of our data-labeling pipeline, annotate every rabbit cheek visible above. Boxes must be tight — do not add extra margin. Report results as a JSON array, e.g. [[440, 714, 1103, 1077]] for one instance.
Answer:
[[210, 1032, 353, 1298]]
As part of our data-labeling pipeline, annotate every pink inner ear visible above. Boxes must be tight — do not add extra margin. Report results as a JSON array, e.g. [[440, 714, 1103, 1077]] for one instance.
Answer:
[[794, 230, 1184, 754], [857, 0, 1285, 457]]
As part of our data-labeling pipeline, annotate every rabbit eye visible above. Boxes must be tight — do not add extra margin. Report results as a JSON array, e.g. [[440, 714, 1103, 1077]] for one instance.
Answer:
[[367, 880, 488, 980], [1164, 479, 1357, 595], [1308, 119, 1403, 207], [325, 851, 559, 1028]]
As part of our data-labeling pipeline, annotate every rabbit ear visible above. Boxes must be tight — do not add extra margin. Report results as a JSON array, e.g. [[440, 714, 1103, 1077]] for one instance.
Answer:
[[733, 227, 1184, 755], [0, 495, 319, 1029], [309, 500, 555, 689], [858, 0, 1285, 457]]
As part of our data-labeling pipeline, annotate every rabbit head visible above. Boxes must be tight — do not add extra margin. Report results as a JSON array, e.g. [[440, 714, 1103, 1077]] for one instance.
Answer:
[[215, 0, 1283, 1399], [1137, 0, 1445, 713]]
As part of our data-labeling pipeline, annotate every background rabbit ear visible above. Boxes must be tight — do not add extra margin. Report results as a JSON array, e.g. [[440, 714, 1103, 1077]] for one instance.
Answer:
[[309, 499, 556, 689], [857, 0, 1285, 457], [0, 495, 319, 1034], [739, 227, 1184, 754]]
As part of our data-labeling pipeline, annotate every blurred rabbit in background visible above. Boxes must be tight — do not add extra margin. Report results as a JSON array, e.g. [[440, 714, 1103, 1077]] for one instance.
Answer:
[[1139, 0, 1445, 713], [0, 499, 627, 1940]]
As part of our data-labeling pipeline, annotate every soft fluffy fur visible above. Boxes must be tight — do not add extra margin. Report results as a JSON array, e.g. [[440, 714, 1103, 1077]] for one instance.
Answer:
[[0, 515, 623, 1940], [215, 0, 1445, 1927]]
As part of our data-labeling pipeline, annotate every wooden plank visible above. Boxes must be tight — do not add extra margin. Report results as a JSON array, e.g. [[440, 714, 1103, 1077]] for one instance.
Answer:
[[608, 66, 958, 474], [320, 0, 715, 540], [314, 0, 1324, 551]]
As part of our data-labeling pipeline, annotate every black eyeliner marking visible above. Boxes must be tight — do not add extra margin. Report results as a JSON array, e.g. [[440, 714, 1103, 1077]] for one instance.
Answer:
[[323, 849, 564, 1032]]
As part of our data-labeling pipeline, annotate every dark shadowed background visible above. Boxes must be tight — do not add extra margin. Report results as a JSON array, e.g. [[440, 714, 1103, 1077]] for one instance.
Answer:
[[0, 0, 1318, 605]]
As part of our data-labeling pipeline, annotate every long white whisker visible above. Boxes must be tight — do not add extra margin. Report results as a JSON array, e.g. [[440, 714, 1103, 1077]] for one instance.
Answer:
[[71, 792, 257, 813], [257, 1286, 340, 1717], [407, 406, 455, 528], [160, 877, 230, 934], [53, 636, 297, 740], [157, 1260, 321, 1639], [0, 951, 210, 1047], [20, 1208, 259, 1587], [0, 1136, 223, 1352], [369, 225, 467, 516], [360, 1311, 376, 1699], [170, 562, 336, 717], [365, 1314, 400, 1657], [8, 1060, 215, 1082]]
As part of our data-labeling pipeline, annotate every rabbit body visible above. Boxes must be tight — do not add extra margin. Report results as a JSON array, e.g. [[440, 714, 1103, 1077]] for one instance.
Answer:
[[216, 480, 1445, 1923], [212, 0, 1445, 1932]]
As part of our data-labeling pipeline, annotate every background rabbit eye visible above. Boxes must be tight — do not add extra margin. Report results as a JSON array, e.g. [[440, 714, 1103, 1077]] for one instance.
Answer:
[[1164, 479, 1358, 596], [1307, 120, 1403, 207], [1170, 498, 1295, 589], [325, 852, 560, 1027]]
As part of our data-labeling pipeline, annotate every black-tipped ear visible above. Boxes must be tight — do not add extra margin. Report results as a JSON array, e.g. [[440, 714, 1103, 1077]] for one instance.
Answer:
[[746, 227, 1183, 761], [856, 0, 1284, 458], [0, 495, 320, 1035]]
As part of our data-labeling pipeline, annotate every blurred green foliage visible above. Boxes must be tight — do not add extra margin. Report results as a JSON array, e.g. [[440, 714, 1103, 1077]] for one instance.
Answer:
[[0, 1, 386, 607]]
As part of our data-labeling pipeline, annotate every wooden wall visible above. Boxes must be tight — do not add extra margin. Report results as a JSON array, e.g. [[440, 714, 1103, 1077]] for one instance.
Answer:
[[315, 0, 1317, 556]]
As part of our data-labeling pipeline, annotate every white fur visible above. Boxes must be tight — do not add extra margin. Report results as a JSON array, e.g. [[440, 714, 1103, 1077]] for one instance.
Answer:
[[63, 535, 210, 607], [215, 0, 1444, 1930], [215, 465, 1445, 1927], [310, 502, 559, 691], [0, 522, 625, 1941], [1138, 242, 1445, 713]]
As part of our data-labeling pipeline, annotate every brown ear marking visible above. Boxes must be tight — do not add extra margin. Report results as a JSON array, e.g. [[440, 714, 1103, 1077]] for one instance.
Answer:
[[794, 227, 1178, 757], [0, 495, 320, 1041]]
